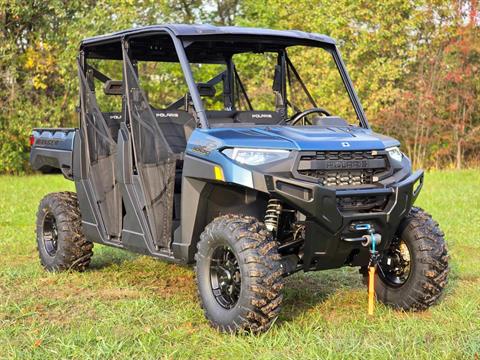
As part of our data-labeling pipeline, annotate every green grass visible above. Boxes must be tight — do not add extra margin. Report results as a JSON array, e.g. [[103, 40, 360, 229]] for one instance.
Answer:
[[0, 171, 479, 359]]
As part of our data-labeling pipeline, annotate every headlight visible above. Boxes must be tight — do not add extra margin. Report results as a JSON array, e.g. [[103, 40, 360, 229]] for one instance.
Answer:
[[386, 146, 403, 162], [222, 148, 290, 166]]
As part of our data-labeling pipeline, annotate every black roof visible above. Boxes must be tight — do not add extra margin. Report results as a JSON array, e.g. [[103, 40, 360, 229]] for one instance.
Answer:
[[81, 24, 335, 46], [80, 24, 336, 62]]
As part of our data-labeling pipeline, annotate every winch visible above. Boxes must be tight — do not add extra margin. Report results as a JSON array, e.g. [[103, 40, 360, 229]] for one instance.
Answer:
[[343, 223, 382, 248]]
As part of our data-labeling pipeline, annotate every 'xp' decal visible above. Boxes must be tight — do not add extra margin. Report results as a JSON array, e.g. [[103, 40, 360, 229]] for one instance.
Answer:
[[190, 142, 218, 155]]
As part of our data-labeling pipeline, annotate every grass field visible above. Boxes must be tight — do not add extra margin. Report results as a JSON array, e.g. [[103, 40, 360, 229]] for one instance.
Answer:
[[0, 171, 479, 359]]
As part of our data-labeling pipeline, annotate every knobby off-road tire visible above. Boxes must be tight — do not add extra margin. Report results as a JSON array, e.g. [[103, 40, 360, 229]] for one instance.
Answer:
[[374, 207, 449, 310], [36, 192, 93, 271], [195, 215, 284, 333]]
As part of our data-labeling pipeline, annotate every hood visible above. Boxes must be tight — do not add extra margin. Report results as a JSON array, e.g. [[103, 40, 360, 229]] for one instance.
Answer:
[[192, 126, 400, 152]]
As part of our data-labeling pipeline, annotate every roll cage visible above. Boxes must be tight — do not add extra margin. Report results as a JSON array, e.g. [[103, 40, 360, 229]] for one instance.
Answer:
[[79, 25, 369, 130]]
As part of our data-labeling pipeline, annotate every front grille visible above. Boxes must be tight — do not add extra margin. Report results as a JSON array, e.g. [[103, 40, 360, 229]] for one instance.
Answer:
[[299, 168, 376, 186], [297, 151, 389, 187]]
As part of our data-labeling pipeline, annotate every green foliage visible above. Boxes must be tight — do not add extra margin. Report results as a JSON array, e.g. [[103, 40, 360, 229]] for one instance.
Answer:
[[237, 0, 480, 168], [0, 0, 478, 173]]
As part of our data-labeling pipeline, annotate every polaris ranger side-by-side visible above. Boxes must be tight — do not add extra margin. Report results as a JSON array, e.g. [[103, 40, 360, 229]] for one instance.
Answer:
[[30, 25, 449, 333]]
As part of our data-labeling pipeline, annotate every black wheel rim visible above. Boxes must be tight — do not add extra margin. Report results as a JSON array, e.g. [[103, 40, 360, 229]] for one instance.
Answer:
[[209, 246, 241, 309], [378, 238, 411, 287], [42, 212, 58, 257]]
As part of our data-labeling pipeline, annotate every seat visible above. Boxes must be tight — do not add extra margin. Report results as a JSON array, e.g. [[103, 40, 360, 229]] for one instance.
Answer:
[[151, 110, 195, 154], [102, 112, 123, 142], [205, 110, 236, 127], [150, 109, 195, 224]]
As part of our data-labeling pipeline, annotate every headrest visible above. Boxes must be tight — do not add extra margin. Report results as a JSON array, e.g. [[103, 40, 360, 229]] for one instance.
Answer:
[[151, 110, 194, 124], [103, 112, 123, 123]]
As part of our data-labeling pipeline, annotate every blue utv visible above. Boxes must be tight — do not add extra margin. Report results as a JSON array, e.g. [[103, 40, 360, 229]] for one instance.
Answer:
[[30, 24, 449, 333]]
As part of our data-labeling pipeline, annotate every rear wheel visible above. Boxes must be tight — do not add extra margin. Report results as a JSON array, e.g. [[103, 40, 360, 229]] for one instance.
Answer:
[[195, 215, 284, 333], [36, 192, 93, 271], [374, 207, 449, 310]]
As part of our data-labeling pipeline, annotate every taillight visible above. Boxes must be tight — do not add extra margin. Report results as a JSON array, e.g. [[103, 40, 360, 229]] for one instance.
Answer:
[[29, 134, 35, 146]]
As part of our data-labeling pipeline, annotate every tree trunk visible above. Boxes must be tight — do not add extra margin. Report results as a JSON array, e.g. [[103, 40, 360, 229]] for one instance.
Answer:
[[456, 140, 462, 169]]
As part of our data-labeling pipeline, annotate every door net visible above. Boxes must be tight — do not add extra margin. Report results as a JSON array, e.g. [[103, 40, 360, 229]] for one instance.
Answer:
[[78, 60, 122, 238], [123, 49, 176, 249]]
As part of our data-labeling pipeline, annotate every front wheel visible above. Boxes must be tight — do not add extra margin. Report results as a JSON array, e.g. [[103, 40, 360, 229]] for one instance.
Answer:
[[195, 215, 284, 333], [374, 207, 449, 310]]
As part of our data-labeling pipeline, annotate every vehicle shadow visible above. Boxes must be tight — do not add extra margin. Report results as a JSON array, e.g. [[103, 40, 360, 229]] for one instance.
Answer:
[[88, 246, 139, 270], [279, 268, 364, 323], [85, 247, 366, 324]]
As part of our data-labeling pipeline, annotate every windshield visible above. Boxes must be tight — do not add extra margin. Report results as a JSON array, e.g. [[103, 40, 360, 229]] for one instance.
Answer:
[[285, 46, 358, 125], [187, 43, 361, 127]]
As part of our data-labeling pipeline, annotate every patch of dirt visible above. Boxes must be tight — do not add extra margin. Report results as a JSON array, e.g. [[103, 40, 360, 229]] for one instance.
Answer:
[[319, 290, 365, 322], [280, 273, 365, 323], [1, 274, 148, 326], [393, 309, 433, 320], [33, 278, 145, 302], [24, 265, 195, 303], [458, 274, 480, 282], [122, 271, 196, 300], [0, 253, 37, 268], [455, 244, 480, 254]]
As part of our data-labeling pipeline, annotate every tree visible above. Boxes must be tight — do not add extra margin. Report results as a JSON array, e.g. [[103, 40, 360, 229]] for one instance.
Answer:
[[0, 0, 478, 173]]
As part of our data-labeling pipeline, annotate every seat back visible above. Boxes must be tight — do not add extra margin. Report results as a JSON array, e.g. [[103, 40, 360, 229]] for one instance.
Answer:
[[205, 110, 236, 126], [151, 110, 195, 154], [102, 112, 123, 142], [235, 111, 281, 125]]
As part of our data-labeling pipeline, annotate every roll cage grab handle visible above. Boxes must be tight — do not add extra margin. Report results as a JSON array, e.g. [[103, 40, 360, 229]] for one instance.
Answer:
[[117, 30, 369, 130]]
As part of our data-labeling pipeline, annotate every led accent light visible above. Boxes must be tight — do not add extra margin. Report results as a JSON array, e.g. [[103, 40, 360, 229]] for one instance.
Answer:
[[214, 165, 224, 181]]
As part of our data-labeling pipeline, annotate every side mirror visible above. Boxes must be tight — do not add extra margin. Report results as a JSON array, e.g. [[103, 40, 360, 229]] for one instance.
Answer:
[[103, 80, 123, 95]]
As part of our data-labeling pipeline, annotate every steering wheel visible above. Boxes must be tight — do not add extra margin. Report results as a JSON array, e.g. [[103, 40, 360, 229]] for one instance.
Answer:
[[290, 107, 332, 126]]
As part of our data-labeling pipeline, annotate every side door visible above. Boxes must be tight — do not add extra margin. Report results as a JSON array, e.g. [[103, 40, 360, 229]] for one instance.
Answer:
[[74, 57, 123, 244], [117, 37, 177, 254]]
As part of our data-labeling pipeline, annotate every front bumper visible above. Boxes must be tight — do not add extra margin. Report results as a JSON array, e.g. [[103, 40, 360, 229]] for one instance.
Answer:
[[266, 170, 424, 271]]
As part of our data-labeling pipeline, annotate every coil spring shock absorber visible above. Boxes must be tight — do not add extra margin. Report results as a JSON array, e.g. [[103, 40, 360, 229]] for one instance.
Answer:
[[265, 198, 283, 232]]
